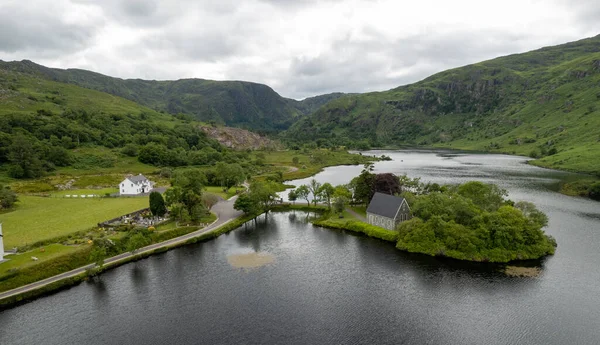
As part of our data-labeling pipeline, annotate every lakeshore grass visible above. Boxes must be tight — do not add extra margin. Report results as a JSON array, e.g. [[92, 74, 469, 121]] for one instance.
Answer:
[[311, 209, 399, 242]]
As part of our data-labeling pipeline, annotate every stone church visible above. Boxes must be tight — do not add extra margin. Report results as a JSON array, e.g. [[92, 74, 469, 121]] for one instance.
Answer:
[[366, 192, 411, 231]]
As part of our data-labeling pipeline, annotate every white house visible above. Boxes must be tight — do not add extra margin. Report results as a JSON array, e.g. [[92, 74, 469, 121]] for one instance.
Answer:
[[0, 223, 4, 262], [119, 174, 155, 195]]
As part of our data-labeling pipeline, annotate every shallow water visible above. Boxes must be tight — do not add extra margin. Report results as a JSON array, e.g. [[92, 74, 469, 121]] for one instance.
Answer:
[[1, 150, 599, 345]]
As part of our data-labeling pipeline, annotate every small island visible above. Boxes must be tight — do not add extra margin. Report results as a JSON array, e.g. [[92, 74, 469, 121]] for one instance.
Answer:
[[303, 165, 556, 263]]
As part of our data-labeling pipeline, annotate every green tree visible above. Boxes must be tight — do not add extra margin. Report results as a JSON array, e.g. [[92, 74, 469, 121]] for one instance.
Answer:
[[350, 165, 375, 205], [457, 181, 508, 212], [89, 245, 107, 267], [149, 191, 167, 217], [318, 183, 335, 208], [308, 179, 321, 206], [0, 185, 18, 210], [288, 189, 298, 204], [333, 185, 352, 216], [215, 162, 245, 192], [249, 181, 279, 212], [234, 193, 259, 215], [7, 134, 43, 178], [170, 169, 207, 222], [127, 232, 151, 254], [295, 185, 310, 206]]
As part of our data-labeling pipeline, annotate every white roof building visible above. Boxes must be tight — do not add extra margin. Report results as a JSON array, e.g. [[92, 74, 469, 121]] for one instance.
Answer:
[[119, 174, 155, 195]]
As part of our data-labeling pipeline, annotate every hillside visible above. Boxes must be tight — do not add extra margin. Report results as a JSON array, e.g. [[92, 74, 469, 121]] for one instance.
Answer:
[[0, 65, 252, 182], [285, 35, 600, 175], [0, 60, 345, 133]]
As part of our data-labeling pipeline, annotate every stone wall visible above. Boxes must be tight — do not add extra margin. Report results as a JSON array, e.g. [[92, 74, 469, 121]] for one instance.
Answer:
[[367, 213, 395, 231]]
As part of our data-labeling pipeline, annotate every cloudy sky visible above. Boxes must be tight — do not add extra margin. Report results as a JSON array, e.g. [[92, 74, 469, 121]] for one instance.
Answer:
[[1, 0, 599, 99]]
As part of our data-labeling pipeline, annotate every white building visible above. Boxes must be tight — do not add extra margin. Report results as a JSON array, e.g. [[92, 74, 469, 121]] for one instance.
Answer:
[[119, 174, 155, 195], [0, 223, 4, 262]]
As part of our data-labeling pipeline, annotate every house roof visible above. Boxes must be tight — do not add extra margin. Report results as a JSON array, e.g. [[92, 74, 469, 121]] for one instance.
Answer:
[[128, 174, 149, 183], [366, 192, 405, 219]]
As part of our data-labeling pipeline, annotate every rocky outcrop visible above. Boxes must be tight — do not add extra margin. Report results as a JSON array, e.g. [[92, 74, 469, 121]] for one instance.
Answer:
[[200, 125, 282, 150]]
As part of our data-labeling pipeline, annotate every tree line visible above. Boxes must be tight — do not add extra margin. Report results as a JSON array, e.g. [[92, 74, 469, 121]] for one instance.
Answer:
[[0, 109, 254, 179]]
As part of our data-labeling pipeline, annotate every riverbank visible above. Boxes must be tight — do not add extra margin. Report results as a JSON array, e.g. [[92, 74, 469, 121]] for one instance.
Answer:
[[0, 199, 252, 309]]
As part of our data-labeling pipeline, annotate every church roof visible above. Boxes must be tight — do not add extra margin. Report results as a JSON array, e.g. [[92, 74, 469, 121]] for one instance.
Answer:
[[366, 192, 405, 219]]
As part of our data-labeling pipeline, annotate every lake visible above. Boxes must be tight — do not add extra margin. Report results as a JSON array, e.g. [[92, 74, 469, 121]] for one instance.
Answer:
[[1, 150, 599, 345]]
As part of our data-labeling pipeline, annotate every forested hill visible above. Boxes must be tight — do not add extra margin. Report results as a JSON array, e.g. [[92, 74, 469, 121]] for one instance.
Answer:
[[285, 35, 600, 174], [0, 60, 345, 133], [0, 65, 276, 180]]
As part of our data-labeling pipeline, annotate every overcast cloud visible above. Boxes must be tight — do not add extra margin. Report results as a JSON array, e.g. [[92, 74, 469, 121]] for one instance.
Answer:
[[1, 0, 598, 99]]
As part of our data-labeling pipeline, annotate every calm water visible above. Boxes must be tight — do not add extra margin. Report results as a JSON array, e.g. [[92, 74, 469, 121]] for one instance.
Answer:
[[1, 150, 600, 345]]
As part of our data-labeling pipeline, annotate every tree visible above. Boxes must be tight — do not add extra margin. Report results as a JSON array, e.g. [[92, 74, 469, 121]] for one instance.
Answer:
[[457, 181, 508, 212], [249, 181, 279, 212], [308, 179, 321, 206], [90, 245, 107, 267], [350, 167, 375, 205], [292, 156, 299, 165], [318, 183, 335, 208], [234, 194, 259, 215], [373, 173, 402, 196], [295, 185, 310, 206], [7, 134, 43, 178], [288, 189, 298, 204], [127, 232, 151, 254], [215, 162, 245, 192], [170, 169, 207, 222], [0, 185, 18, 210], [202, 193, 220, 210], [333, 185, 352, 216], [149, 191, 167, 217]]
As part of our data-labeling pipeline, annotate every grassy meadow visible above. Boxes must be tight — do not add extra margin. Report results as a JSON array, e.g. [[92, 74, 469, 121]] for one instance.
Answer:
[[0, 195, 149, 249]]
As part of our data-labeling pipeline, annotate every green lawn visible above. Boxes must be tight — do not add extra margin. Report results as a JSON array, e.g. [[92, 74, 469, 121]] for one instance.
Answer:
[[0, 244, 85, 276], [0, 196, 149, 248], [204, 186, 243, 199], [51, 188, 118, 197], [349, 205, 367, 217]]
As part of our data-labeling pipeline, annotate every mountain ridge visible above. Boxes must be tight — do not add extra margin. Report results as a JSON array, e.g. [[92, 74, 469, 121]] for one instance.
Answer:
[[0, 60, 346, 133], [284, 34, 600, 175]]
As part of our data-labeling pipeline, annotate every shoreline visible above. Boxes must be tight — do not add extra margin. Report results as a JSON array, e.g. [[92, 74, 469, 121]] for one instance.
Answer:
[[0, 150, 584, 308], [0, 209, 257, 310]]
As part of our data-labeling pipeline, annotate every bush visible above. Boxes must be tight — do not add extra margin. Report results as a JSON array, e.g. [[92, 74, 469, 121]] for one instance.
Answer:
[[590, 182, 600, 201]]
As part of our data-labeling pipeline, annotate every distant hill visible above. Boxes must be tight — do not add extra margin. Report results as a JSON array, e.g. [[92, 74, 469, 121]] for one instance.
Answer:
[[0, 60, 346, 133], [0, 65, 283, 182], [285, 35, 600, 174]]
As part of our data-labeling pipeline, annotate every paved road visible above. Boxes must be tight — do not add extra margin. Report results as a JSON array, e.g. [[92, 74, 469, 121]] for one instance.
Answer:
[[0, 197, 243, 302]]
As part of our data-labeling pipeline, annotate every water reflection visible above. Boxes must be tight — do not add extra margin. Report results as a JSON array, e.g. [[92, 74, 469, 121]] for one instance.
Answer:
[[1, 150, 600, 345]]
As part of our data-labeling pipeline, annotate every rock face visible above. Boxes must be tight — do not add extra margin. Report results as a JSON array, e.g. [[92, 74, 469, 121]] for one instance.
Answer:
[[200, 125, 281, 150]]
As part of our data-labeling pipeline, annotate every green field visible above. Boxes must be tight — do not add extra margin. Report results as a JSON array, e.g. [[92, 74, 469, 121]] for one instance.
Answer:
[[0, 244, 85, 276], [0, 196, 149, 248], [204, 186, 242, 199], [253, 149, 375, 181]]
